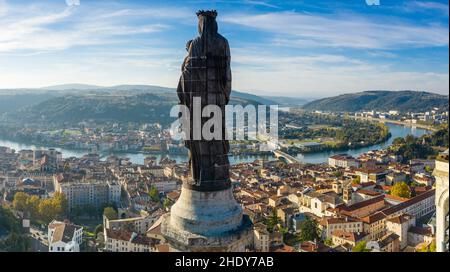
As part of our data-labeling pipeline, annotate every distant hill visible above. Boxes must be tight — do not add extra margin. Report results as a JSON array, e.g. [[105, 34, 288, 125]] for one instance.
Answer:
[[302, 91, 449, 112], [2, 85, 272, 126], [232, 91, 277, 105], [41, 84, 103, 90], [0, 93, 56, 114], [1, 84, 279, 108], [262, 96, 310, 107], [12, 93, 178, 126]]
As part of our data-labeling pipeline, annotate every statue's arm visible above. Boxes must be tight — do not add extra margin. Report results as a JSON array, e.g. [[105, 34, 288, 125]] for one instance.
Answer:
[[177, 41, 193, 105], [176, 77, 184, 104]]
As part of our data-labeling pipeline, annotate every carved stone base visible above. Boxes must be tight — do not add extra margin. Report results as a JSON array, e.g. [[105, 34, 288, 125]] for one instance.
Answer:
[[162, 213, 253, 252], [161, 186, 253, 252]]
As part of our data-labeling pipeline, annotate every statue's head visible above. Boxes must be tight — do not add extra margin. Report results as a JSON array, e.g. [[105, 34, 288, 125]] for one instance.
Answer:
[[196, 10, 218, 36]]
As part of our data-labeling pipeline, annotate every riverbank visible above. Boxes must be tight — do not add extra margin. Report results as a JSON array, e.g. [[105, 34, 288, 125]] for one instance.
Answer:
[[0, 123, 432, 165], [284, 132, 392, 156]]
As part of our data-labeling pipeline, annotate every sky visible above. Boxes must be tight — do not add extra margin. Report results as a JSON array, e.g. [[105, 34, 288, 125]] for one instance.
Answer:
[[0, 0, 448, 98]]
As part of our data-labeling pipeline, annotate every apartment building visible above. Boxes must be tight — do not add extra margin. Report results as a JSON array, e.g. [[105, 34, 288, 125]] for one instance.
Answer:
[[329, 155, 361, 169], [319, 217, 364, 239], [104, 229, 158, 252], [53, 173, 121, 211]]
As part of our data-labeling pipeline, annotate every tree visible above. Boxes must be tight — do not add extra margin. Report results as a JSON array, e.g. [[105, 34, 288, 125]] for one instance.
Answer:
[[0, 232, 31, 252], [103, 207, 118, 220], [394, 134, 435, 163], [298, 218, 320, 242], [279, 226, 289, 235], [424, 166, 433, 173], [148, 186, 160, 203], [391, 182, 412, 199], [352, 241, 371, 252], [353, 176, 361, 185], [94, 224, 104, 236], [405, 135, 416, 145], [0, 206, 21, 233], [163, 198, 172, 210], [429, 125, 449, 148], [26, 195, 40, 219], [265, 209, 281, 233], [13, 192, 30, 212], [53, 192, 68, 216], [429, 240, 437, 252], [38, 198, 59, 223], [392, 137, 406, 146], [417, 240, 436, 252], [34, 193, 68, 223]]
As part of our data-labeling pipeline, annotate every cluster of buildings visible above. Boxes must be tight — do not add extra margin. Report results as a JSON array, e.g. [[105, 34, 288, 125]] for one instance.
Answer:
[[354, 108, 449, 125], [5, 122, 176, 154], [230, 151, 444, 252], [1, 143, 448, 253]]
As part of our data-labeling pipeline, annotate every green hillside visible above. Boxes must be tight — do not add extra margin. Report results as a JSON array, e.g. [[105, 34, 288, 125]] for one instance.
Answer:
[[302, 91, 449, 112]]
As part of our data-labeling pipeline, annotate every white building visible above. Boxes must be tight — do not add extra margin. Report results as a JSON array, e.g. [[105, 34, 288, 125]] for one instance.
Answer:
[[300, 192, 343, 218], [53, 174, 121, 211], [253, 223, 270, 252], [103, 211, 157, 235], [434, 150, 449, 252], [385, 214, 415, 250], [104, 229, 157, 252], [329, 154, 360, 168], [152, 179, 178, 193], [319, 217, 364, 239], [48, 220, 83, 252]]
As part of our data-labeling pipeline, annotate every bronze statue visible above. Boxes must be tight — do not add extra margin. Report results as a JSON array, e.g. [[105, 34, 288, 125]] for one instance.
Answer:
[[176, 10, 232, 192]]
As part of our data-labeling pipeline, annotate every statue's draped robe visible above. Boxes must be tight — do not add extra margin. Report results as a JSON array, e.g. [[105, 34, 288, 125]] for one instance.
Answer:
[[177, 15, 232, 191]]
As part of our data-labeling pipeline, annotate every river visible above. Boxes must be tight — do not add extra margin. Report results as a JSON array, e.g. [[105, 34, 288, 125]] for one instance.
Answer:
[[0, 123, 431, 165]]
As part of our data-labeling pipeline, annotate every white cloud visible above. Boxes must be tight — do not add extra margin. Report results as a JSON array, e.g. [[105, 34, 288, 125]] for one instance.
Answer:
[[407, 1, 449, 14], [0, 2, 184, 53], [0, 1, 447, 97], [230, 50, 449, 97], [65, 0, 80, 7], [223, 11, 449, 49], [243, 0, 279, 9], [98, 7, 190, 19]]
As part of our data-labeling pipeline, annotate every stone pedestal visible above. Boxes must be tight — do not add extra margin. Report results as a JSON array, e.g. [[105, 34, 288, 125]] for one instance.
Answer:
[[434, 152, 449, 252], [161, 186, 253, 252]]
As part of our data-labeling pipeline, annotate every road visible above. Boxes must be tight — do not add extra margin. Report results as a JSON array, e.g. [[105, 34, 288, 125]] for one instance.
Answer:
[[29, 227, 48, 252]]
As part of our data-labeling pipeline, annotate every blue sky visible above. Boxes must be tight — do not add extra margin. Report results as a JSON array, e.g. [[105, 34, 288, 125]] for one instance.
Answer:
[[0, 0, 448, 98]]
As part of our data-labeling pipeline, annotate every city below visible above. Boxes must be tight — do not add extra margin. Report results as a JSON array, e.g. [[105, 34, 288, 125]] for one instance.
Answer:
[[1, 107, 448, 252], [0, 0, 449, 260]]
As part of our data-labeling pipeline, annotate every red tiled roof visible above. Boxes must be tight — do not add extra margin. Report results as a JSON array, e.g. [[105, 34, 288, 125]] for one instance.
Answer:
[[338, 195, 385, 212], [331, 230, 368, 242], [386, 214, 413, 224], [408, 226, 433, 236], [106, 229, 157, 246], [382, 189, 435, 216]]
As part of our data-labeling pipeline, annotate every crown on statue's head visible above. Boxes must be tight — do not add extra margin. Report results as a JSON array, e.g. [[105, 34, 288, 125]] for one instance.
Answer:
[[196, 10, 218, 18]]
